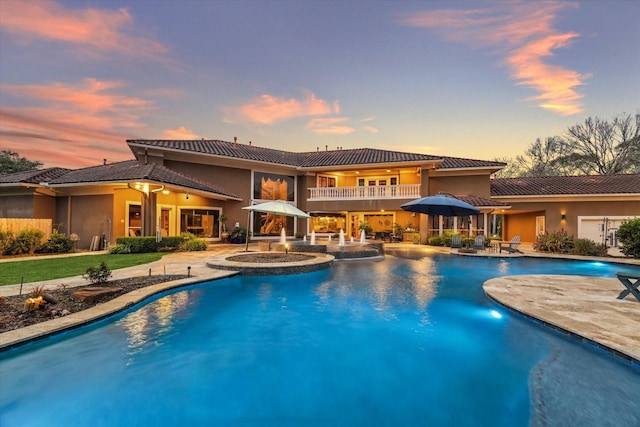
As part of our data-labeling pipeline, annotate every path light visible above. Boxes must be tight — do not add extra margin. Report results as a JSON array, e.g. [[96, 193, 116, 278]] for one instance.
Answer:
[[187, 266, 191, 277], [285, 243, 289, 255]]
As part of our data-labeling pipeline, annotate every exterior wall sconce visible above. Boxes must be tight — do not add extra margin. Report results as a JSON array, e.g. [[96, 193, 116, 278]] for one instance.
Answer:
[[561, 214, 566, 220]]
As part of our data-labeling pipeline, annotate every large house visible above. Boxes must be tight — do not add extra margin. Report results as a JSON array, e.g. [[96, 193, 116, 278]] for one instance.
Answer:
[[1, 139, 638, 250]]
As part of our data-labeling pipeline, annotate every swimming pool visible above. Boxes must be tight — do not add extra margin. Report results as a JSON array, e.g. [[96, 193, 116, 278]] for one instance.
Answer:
[[1, 253, 639, 426]]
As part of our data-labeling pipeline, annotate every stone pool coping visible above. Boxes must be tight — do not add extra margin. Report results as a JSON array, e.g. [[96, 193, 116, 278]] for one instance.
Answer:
[[0, 271, 237, 351], [206, 252, 334, 275], [484, 275, 640, 362]]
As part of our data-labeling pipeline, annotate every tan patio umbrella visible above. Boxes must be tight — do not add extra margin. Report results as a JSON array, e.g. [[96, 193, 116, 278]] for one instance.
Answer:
[[241, 200, 311, 251]]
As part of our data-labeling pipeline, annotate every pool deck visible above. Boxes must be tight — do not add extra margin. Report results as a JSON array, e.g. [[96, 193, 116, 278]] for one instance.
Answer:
[[1, 243, 639, 361]]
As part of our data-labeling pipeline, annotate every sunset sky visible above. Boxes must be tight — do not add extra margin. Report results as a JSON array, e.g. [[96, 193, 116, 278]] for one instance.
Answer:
[[1, 0, 638, 169]]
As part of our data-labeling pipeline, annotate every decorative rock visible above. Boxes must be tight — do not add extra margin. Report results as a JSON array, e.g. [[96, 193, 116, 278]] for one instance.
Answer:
[[43, 293, 58, 305], [73, 287, 123, 303]]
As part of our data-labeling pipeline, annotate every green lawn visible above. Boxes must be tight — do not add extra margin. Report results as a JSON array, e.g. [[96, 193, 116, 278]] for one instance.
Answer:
[[0, 252, 167, 286]]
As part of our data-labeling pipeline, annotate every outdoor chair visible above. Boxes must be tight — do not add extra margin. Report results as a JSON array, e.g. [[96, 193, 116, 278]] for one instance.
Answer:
[[499, 236, 522, 253], [472, 235, 486, 251], [451, 234, 462, 249]]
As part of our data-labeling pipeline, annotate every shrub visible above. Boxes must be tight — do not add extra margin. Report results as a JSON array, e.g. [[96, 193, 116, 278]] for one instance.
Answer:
[[83, 261, 112, 284], [617, 218, 640, 258], [428, 235, 444, 246], [158, 236, 184, 251], [533, 230, 574, 253], [180, 238, 207, 251], [8, 228, 44, 255], [30, 285, 46, 298], [570, 238, 608, 257], [108, 244, 131, 254], [0, 229, 14, 254], [37, 229, 75, 254], [179, 233, 207, 251], [358, 222, 373, 234], [114, 236, 158, 253]]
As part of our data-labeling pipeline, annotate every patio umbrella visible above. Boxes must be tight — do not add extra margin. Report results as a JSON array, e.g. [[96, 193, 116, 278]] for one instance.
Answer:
[[241, 200, 310, 251], [242, 200, 311, 218], [400, 194, 480, 217]]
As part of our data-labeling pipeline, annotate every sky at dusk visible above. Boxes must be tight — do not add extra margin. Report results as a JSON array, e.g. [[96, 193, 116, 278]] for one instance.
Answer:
[[1, 0, 638, 169]]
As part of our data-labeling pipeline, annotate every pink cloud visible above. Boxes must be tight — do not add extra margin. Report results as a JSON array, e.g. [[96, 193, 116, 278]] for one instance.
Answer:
[[227, 93, 339, 125], [398, 1, 586, 115], [0, 108, 134, 168], [160, 127, 200, 139], [0, 0, 169, 61], [361, 125, 379, 134], [0, 78, 156, 168], [2, 78, 151, 113], [307, 117, 355, 135]]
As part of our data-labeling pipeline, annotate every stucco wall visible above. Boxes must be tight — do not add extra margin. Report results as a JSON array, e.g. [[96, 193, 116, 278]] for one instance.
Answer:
[[428, 174, 491, 197], [33, 194, 56, 222], [503, 211, 545, 243], [163, 160, 251, 224], [70, 195, 114, 250]]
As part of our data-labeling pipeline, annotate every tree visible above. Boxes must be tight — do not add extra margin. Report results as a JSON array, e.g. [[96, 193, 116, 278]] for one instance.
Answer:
[[514, 136, 570, 177], [0, 151, 43, 175], [495, 112, 640, 178], [491, 137, 572, 178], [559, 112, 640, 175], [489, 156, 523, 178], [617, 218, 640, 259]]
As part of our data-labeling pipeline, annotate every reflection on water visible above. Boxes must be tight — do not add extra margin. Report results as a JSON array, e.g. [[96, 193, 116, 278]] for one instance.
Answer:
[[118, 290, 193, 361], [312, 255, 439, 322]]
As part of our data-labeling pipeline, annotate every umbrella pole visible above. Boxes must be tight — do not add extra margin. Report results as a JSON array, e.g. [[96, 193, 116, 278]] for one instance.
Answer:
[[244, 208, 251, 252]]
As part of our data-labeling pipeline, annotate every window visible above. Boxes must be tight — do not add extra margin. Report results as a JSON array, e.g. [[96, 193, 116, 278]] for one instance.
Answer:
[[127, 204, 141, 236], [253, 172, 295, 201], [318, 175, 336, 187], [310, 213, 346, 234], [251, 211, 294, 237], [180, 209, 220, 238]]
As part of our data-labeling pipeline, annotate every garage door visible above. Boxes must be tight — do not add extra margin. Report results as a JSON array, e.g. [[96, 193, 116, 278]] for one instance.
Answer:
[[578, 216, 636, 247]]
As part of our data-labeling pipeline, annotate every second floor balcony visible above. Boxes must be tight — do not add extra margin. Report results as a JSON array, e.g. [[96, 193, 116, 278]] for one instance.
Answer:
[[308, 184, 421, 201]]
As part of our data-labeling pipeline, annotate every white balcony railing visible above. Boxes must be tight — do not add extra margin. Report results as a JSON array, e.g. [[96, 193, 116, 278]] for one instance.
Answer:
[[308, 184, 421, 201]]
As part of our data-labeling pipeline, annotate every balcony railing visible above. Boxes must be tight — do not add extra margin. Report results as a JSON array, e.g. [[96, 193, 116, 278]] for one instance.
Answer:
[[308, 184, 421, 201]]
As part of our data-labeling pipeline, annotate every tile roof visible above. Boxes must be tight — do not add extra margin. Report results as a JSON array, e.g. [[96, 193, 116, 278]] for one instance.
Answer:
[[48, 160, 241, 199], [456, 195, 510, 207], [0, 161, 240, 199], [296, 148, 443, 167], [0, 167, 71, 185], [127, 139, 504, 170], [439, 156, 506, 169], [491, 174, 640, 196]]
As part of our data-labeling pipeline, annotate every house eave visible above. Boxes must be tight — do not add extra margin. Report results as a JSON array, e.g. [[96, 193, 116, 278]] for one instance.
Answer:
[[299, 160, 442, 172], [47, 180, 242, 201], [492, 193, 640, 202]]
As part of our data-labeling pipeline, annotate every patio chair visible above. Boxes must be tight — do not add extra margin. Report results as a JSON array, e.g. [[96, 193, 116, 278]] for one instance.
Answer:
[[451, 234, 462, 249], [472, 235, 486, 251], [499, 236, 522, 253]]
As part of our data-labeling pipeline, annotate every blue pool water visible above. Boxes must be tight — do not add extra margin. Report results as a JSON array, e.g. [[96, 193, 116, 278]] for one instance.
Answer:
[[1, 253, 639, 426]]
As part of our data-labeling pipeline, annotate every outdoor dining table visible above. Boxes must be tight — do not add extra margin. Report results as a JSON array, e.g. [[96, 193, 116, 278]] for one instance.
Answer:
[[616, 272, 640, 302]]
